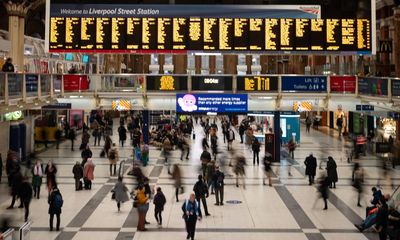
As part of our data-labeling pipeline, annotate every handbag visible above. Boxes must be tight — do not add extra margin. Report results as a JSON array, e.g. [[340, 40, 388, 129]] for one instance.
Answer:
[[111, 190, 116, 200], [133, 200, 138, 208]]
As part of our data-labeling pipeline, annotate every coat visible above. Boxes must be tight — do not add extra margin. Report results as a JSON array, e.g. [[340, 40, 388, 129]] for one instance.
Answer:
[[48, 188, 62, 214], [153, 191, 166, 212], [113, 181, 129, 203], [84, 160, 95, 181], [326, 159, 338, 183], [72, 164, 84, 179], [108, 148, 119, 165], [304, 155, 317, 176], [118, 126, 127, 141]]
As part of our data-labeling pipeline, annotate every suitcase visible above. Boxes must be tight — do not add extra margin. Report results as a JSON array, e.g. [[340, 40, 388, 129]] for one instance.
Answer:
[[100, 149, 106, 157]]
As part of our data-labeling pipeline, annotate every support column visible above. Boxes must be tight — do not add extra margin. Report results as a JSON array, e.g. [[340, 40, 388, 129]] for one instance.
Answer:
[[173, 55, 187, 74], [209, 56, 216, 74], [246, 55, 252, 74], [131, 55, 150, 73], [195, 56, 201, 74], [394, 8, 400, 78], [274, 111, 281, 162], [260, 55, 268, 74], [158, 55, 165, 74], [142, 110, 149, 144], [223, 55, 238, 74]]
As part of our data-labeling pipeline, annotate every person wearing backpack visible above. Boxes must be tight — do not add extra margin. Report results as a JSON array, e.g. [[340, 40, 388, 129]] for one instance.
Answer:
[[153, 187, 167, 226], [212, 165, 224, 206], [48, 185, 63, 231], [193, 175, 210, 217], [108, 144, 118, 176]]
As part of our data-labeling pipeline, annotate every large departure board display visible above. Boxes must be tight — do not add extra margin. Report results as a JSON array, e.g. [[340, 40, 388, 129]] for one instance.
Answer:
[[49, 17, 372, 53]]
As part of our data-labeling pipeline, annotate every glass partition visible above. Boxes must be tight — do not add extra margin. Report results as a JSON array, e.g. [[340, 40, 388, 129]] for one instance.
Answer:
[[40, 75, 52, 96], [53, 74, 62, 94], [0, 73, 5, 101], [8, 74, 23, 99], [26, 74, 39, 97]]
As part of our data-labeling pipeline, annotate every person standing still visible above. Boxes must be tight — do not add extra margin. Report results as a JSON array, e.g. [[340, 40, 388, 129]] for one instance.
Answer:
[[72, 161, 83, 191], [45, 161, 57, 194], [212, 166, 224, 206], [182, 193, 201, 240], [304, 153, 317, 185], [83, 159, 95, 190], [118, 125, 127, 147], [252, 138, 261, 165], [326, 156, 338, 188], [32, 160, 43, 199], [48, 185, 63, 231], [108, 144, 118, 176]]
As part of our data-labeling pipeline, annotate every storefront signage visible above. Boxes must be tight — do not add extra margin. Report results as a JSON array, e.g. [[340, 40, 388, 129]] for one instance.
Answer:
[[42, 103, 72, 109], [191, 76, 233, 91], [146, 75, 188, 91], [176, 93, 247, 113], [391, 80, 400, 97], [236, 76, 278, 92], [356, 104, 374, 111], [358, 77, 388, 96], [330, 76, 356, 93], [63, 75, 90, 91], [26, 74, 38, 93], [281, 76, 327, 92]]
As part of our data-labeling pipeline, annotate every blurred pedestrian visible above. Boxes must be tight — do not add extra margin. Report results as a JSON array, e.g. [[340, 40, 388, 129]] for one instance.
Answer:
[[171, 164, 183, 202], [108, 144, 118, 176], [153, 187, 166, 226], [326, 156, 338, 188], [263, 153, 273, 187], [7, 167, 22, 209], [316, 173, 330, 210], [112, 176, 129, 212], [45, 161, 57, 194], [31, 160, 43, 199], [234, 155, 246, 189], [134, 184, 149, 231], [68, 128, 76, 151], [19, 176, 33, 222], [226, 127, 235, 150], [353, 162, 364, 207]]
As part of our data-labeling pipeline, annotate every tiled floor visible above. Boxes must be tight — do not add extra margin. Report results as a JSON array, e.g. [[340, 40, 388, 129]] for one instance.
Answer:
[[0, 120, 399, 240]]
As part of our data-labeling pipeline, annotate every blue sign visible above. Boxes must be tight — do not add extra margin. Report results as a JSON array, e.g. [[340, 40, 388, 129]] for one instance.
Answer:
[[26, 74, 38, 93], [281, 76, 327, 92], [388, 112, 400, 120], [176, 94, 247, 113], [356, 105, 374, 111]]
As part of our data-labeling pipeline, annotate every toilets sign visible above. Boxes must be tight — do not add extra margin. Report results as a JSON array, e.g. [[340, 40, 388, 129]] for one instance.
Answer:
[[281, 76, 327, 92], [176, 94, 248, 113]]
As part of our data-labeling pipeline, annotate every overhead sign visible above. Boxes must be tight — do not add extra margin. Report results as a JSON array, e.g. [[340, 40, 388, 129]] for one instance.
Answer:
[[293, 101, 313, 112], [146, 75, 188, 91], [391, 80, 400, 97], [176, 93, 247, 113], [112, 100, 132, 110], [358, 77, 388, 96], [281, 76, 327, 92], [236, 76, 278, 92], [191, 76, 233, 91], [330, 76, 356, 93], [388, 111, 400, 120], [356, 104, 374, 111], [26, 74, 38, 93], [42, 103, 72, 109]]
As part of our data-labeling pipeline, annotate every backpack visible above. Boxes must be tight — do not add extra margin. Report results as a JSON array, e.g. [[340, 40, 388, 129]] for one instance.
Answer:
[[54, 194, 63, 208], [109, 150, 116, 160]]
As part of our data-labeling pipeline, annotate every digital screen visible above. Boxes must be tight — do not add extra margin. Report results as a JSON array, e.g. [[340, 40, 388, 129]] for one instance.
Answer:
[[282, 76, 327, 92], [237, 76, 278, 91], [191, 76, 233, 91], [176, 93, 248, 113], [49, 17, 371, 52], [146, 75, 188, 91]]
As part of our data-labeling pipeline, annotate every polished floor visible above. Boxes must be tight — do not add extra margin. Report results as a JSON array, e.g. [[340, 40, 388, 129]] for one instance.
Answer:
[[0, 120, 399, 240]]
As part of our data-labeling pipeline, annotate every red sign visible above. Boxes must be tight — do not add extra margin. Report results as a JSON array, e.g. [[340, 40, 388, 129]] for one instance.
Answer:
[[330, 76, 356, 93], [63, 75, 90, 91]]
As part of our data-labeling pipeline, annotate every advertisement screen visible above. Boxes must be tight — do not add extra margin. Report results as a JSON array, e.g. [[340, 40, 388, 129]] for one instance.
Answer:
[[358, 77, 388, 96], [176, 93, 247, 113]]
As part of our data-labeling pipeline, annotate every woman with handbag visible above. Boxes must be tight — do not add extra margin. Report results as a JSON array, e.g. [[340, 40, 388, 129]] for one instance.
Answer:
[[134, 184, 149, 231], [112, 176, 129, 212]]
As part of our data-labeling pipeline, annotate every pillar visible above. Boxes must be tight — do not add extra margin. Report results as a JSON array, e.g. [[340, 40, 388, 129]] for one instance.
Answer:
[[195, 56, 201, 74], [380, 24, 390, 76], [142, 110, 149, 144], [173, 55, 187, 74], [246, 55, 252, 74], [274, 111, 281, 162], [209, 56, 216, 74], [131, 55, 150, 73], [394, 7, 400, 78], [158, 55, 165, 74], [311, 56, 326, 74], [260, 55, 268, 74], [223, 55, 238, 74]]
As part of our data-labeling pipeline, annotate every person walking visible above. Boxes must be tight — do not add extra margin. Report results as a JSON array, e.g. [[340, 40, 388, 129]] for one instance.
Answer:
[[31, 160, 43, 199], [48, 185, 63, 231], [118, 124, 127, 147], [244, 127, 253, 150], [317, 173, 330, 210], [212, 165, 224, 206], [234, 155, 246, 189], [200, 149, 211, 179], [92, 126, 102, 146], [205, 160, 215, 195], [83, 159, 95, 190], [353, 162, 364, 207], [304, 153, 317, 185], [252, 138, 261, 165], [103, 135, 112, 157], [326, 156, 338, 188], [263, 153, 273, 187], [134, 184, 149, 231], [239, 123, 246, 144], [287, 139, 296, 159], [193, 175, 210, 217], [108, 144, 119, 176], [226, 127, 235, 150], [210, 134, 218, 161], [45, 161, 57, 194], [19, 177, 33, 222], [55, 128, 62, 149], [80, 129, 90, 150], [306, 115, 312, 133], [72, 161, 83, 191], [182, 193, 201, 240], [153, 187, 167, 226], [112, 176, 129, 212], [68, 128, 76, 151], [7, 167, 23, 209], [171, 164, 183, 202]]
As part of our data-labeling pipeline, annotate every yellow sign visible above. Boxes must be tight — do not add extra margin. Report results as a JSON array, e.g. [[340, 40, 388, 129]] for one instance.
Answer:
[[159, 76, 175, 90], [244, 76, 270, 91]]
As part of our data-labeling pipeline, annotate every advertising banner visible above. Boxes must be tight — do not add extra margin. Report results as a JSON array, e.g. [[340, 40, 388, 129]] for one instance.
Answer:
[[63, 75, 90, 91], [281, 76, 327, 92], [358, 77, 388, 96], [330, 76, 356, 93], [176, 93, 247, 113], [391, 79, 400, 96], [236, 76, 278, 92]]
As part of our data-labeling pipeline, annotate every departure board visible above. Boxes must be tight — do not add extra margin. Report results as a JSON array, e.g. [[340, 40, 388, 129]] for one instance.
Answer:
[[326, 19, 341, 51], [280, 19, 295, 51], [188, 18, 203, 50], [142, 18, 157, 50], [81, 18, 96, 50], [234, 18, 248, 50], [96, 18, 111, 50], [50, 17, 65, 49], [173, 18, 187, 50], [357, 19, 371, 51], [157, 18, 172, 50], [126, 18, 141, 50], [203, 18, 219, 50], [219, 18, 234, 50], [341, 19, 356, 51], [265, 19, 279, 51], [65, 17, 80, 49], [295, 19, 310, 51], [48, 17, 372, 53], [111, 18, 126, 49], [249, 18, 264, 50], [310, 19, 325, 50]]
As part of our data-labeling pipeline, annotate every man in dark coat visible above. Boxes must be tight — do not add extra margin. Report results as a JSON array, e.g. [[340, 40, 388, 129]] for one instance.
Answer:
[[212, 166, 224, 206], [118, 125, 127, 147], [2, 58, 14, 72], [304, 153, 317, 185], [193, 175, 210, 217], [326, 156, 338, 188], [19, 177, 33, 221], [48, 186, 63, 231], [7, 168, 23, 209], [72, 162, 84, 191]]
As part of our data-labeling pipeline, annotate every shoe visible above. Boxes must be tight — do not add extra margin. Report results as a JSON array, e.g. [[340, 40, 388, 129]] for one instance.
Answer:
[[18, 205, 24, 208], [50, 228, 53, 231], [323, 207, 327, 210], [214, 203, 219, 206], [187, 234, 190, 239], [354, 224, 364, 232], [211, 192, 214, 195], [145, 221, 150, 224], [236, 184, 239, 188], [263, 182, 266, 186], [357, 204, 362, 207], [205, 213, 211, 216], [220, 203, 224, 206], [6, 206, 13, 210]]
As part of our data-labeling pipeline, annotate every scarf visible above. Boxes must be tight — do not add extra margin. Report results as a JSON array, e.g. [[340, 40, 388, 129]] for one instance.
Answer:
[[34, 164, 43, 176]]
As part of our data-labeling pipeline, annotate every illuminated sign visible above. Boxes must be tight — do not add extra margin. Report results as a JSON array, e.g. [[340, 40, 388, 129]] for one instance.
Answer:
[[236, 76, 278, 91], [176, 93, 248, 113], [293, 101, 313, 112], [330, 76, 356, 93], [282, 76, 327, 92], [146, 75, 188, 91], [358, 77, 388, 96], [191, 76, 233, 91], [112, 100, 132, 110]]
